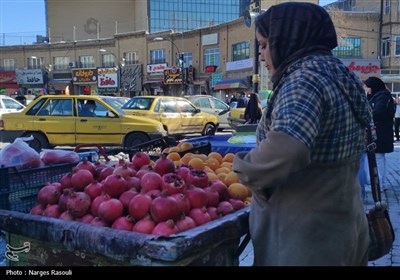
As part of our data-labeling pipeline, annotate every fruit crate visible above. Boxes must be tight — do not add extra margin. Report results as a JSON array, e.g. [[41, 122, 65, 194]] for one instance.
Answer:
[[0, 207, 249, 266], [0, 163, 76, 213]]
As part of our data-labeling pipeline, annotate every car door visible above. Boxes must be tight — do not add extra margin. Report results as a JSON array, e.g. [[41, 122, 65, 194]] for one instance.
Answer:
[[75, 98, 122, 145], [177, 99, 204, 133], [32, 98, 76, 145], [158, 98, 183, 134], [0, 97, 25, 117], [211, 97, 230, 129]]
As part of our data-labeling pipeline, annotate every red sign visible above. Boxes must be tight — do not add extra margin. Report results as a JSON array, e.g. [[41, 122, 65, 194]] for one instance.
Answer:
[[205, 65, 217, 73], [0, 71, 17, 83]]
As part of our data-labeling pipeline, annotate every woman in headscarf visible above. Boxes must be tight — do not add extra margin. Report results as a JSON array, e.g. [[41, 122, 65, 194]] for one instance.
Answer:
[[233, 2, 372, 266]]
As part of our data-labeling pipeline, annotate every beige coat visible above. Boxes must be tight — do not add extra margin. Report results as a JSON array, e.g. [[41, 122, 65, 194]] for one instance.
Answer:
[[233, 131, 369, 266]]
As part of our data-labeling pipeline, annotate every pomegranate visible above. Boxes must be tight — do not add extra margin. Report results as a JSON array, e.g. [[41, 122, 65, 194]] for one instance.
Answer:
[[145, 189, 161, 199], [37, 185, 61, 206], [43, 204, 61, 218], [58, 188, 73, 212], [140, 171, 162, 192], [91, 194, 109, 216], [131, 152, 151, 170], [161, 173, 187, 195], [60, 173, 73, 190], [209, 180, 229, 201], [153, 155, 175, 176], [102, 174, 128, 198], [189, 207, 211, 226], [128, 193, 153, 220], [59, 211, 74, 221], [204, 186, 220, 207], [228, 198, 245, 210], [113, 164, 136, 179], [186, 169, 208, 188], [71, 169, 94, 191], [84, 180, 103, 200], [78, 213, 95, 224], [66, 191, 92, 218], [185, 186, 208, 209], [125, 176, 141, 191], [119, 189, 139, 209], [152, 219, 179, 236], [150, 195, 180, 223], [175, 165, 191, 181], [98, 198, 124, 223], [98, 166, 115, 182], [132, 215, 156, 234], [175, 216, 196, 232], [90, 217, 109, 227], [206, 206, 221, 220], [170, 193, 191, 215], [112, 216, 135, 231], [30, 204, 45, 215], [76, 159, 96, 175], [217, 201, 234, 216]]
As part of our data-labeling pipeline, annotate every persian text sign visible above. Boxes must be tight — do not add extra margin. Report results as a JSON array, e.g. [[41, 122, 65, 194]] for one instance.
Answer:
[[15, 69, 43, 85], [72, 68, 97, 84], [341, 59, 380, 81], [97, 67, 118, 90]]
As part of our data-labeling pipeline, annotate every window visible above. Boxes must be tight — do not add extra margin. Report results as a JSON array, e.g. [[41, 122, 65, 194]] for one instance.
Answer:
[[124, 52, 139, 65], [177, 99, 196, 113], [3, 59, 15, 71], [102, 54, 116, 67], [182, 52, 193, 67], [28, 57, 42, 69], [54, 57, 69, 71], [194, 98, 211, 109], [150, 49, 166, 64], [395, 36, 400, 56], [382, 37, 390, 57], [385, 0, 391, 14], [80, 56, 95, 68], [232, 41, 250, 61], [332, 37, 361, 58], [204, 48, 220, 68], [49, 99, 73, 116]]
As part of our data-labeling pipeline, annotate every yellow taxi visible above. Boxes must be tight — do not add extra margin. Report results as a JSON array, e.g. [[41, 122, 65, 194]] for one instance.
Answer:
[[121, 96, 219, 136], [0, 95, 167, 152]]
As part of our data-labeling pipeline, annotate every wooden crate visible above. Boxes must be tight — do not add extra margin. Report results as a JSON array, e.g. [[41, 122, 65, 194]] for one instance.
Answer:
[[0, 208, 249, 266]]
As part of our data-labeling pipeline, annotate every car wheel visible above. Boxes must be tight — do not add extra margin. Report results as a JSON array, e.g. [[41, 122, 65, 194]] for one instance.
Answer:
[[26, 132, 49, 152], [124, 132, 151, 149], [202, 124, 216, 136]]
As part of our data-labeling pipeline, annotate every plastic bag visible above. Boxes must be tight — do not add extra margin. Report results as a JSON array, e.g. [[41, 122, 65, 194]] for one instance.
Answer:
[[0, 137, 41, 169], [40, 149, 80, 165]]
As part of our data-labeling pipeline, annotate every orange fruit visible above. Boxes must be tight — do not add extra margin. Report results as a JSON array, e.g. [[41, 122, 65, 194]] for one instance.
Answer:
[[188, 157, 204, 171], [207, 172, 218, 182], [203, 166, 214, 173], [162, 147, 170, 154], [220, 161, 233, 170], [205, 157, 220, 171], [222, 153, 235, 163], [217, 172, 227, 182], [224, 171, 239, 186], [169, 146, 181, 153], [228, 183, 248, 200], [215, 167, 230, 175], [179, 142, 194, 151], [208, 152, 223, 164], [167, 152, 181, 161]]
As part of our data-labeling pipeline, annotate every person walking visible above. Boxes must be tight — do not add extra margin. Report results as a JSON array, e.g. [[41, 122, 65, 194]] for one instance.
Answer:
[[359, 77, 395, 193], [395, 96, 400, 142], [244, 93, 262, 124], [232, 2, 372, 266], [237, 92, 248, 108]]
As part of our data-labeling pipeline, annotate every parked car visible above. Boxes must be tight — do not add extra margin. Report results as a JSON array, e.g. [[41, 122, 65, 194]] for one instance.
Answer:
[[185, 95, 231, 131], [121, 96, 219, 136], [0, 95, 167, 152], [228, 99, 268, 129], [0, 95, 25, 118]]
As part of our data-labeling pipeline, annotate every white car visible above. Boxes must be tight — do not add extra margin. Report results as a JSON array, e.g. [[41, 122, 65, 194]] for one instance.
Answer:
[[0, 95, 26, 118]]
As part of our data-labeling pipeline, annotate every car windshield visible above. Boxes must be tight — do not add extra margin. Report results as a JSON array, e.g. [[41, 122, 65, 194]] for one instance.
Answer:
[[100, 97, 125, 115], [122, 97, 154, 110]]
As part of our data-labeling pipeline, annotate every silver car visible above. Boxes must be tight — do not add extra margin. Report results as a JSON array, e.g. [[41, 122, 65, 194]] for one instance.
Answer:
[[186, 95, 231, 130]]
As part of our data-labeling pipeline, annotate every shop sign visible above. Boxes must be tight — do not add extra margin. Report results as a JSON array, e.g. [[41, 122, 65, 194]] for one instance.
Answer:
[[147, 63, 168, 75], [97, 67, 118, 90], [15, 69, 43, 84], [121, 64, 142, 93], [163, 67, 182, 84], [341, 59, 380, 81], [72, 68, 97, 84], [0, 71, 17, 83]]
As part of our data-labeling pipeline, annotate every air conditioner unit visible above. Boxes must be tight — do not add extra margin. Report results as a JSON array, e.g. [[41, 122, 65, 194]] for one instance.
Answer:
[[68, 61, 77, 68]]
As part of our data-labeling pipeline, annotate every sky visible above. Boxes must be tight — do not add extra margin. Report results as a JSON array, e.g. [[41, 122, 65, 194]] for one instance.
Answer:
[[0, 0, 337, 46]]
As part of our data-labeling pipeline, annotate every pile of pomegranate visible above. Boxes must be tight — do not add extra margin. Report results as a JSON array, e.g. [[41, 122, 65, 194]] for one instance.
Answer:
[[30, 151, 251, 237]]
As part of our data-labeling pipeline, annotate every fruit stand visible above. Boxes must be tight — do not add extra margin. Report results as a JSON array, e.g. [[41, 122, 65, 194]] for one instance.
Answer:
[[0, 135, 255, 266]]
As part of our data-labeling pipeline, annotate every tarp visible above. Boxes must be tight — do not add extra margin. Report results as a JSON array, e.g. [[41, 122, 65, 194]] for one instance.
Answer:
[[213, 79, 248, 90]]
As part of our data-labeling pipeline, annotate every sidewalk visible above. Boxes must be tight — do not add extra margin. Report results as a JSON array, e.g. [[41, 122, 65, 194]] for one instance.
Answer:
[[239, 142, 400, 266]]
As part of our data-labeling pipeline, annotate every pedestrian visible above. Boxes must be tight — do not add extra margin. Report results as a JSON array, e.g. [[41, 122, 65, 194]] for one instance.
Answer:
[[244, 93, 262, 124], [237, 92, 248, 108], [14, 91, 26, 105], [230, 95, 238, 104], [359, 77, 395, 194], [395, 96, 400, 142], [232, 2, 372, 266]]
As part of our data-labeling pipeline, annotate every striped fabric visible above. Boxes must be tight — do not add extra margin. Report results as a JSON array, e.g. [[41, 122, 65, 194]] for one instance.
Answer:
[[257, 55, 371, 163]]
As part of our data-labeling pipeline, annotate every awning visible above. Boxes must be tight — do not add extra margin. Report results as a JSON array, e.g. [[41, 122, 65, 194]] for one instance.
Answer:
[[48, 79, 72, 85], [213, 79, 248, 90]]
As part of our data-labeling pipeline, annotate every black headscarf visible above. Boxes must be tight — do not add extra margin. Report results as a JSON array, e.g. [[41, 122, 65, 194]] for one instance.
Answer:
[[364, 77, 387, 94], [255, 2, 338, 87]]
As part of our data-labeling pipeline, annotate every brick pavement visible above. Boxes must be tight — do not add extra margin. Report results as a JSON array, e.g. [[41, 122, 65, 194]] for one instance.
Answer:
[[239, 142, 400, 266]]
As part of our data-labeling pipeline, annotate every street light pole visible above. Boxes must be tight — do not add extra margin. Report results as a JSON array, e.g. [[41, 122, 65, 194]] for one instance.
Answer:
[[99, 49, 125, 96], [153, 37, 185, 96]]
